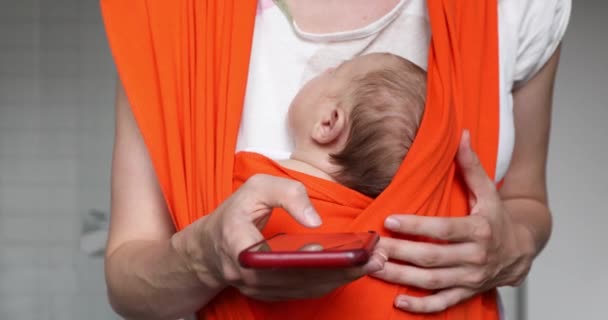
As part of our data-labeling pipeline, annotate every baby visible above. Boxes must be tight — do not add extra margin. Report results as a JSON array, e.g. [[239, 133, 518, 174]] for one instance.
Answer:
[[280, 52, 427, 198]]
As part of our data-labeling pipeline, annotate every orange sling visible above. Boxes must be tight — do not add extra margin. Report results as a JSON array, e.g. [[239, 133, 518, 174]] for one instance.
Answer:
[[101, 0, 499, 319]]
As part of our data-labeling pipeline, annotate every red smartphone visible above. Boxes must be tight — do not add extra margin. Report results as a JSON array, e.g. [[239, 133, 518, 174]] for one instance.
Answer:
[[238, 231, 379, 269]]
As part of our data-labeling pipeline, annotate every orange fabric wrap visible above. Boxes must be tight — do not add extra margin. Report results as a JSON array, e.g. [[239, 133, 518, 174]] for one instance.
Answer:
[[101, 0, 500, 319]]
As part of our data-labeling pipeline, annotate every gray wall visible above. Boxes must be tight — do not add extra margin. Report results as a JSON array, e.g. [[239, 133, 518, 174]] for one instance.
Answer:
[[528, 2, 608, 319], [0, 0, 117, 319], [0, 0, 606, 319]]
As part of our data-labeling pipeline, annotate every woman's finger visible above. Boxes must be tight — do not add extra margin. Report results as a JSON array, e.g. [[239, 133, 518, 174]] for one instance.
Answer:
[[371, 262, 471, 290], [384, 214, 480, 242], [362, 248, 389, 273], [456, 130, 497, 202], [378, 237, 479, 267], [394, 287, 474, 313], [240, 279, 345, 301], [238, 261, 383, 301], [243, 174, 322, 227], [221, 174, 324, 261], [244, 266, 365, 288]]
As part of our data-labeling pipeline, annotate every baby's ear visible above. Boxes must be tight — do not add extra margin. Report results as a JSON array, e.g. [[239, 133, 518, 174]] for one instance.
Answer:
[[312, 105, 346, 145]]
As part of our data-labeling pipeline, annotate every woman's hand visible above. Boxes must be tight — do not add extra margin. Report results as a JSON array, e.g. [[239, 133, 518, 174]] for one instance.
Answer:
[[177, 174, 387, 301], [371, 131, 536, 313]]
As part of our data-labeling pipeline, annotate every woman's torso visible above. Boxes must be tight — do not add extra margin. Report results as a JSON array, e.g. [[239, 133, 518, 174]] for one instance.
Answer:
[[230, 0, 569, 319]]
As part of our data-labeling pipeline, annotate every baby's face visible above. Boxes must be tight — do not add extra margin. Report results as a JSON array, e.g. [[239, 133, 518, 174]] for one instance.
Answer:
[[288, 53, 392, 146]]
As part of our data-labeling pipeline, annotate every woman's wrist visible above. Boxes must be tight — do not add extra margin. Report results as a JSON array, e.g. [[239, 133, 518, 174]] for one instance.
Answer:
[[501, 198, 552, 286], [512, 219, 537, 260], [503, 198, 552, 257], [170, 218, 227, 291]]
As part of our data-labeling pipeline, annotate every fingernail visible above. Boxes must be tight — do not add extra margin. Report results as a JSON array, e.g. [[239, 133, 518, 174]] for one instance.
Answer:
[[384, 217, 400, 230], [304, 207, 322, 227], [396, 298, 409, 309]]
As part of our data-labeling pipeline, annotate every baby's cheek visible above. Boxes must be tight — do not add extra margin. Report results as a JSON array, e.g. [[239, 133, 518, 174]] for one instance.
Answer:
[[286, 104, 298, 130], [287, 102, 306, 137]]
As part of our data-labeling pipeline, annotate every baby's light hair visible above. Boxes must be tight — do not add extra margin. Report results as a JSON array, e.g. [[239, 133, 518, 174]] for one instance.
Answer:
[[330, 53, 426, 198]]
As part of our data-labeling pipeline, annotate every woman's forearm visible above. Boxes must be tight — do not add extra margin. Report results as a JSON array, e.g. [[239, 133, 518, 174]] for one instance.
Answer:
[[105, 231, 225, 320], [502, 47, 560, 261], [503, 197, 552, 258]]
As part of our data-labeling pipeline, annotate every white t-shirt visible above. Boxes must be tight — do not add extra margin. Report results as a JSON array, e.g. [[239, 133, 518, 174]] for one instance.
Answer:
[[236, 0, 571, 182]]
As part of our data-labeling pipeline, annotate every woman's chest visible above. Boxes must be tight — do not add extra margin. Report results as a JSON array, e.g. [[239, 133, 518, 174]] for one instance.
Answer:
[[238, 0, 520, 182], [282, 0, 401, 34]]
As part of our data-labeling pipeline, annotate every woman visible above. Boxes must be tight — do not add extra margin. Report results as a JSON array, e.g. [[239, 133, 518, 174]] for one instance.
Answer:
[[103, 0, 570, 319]]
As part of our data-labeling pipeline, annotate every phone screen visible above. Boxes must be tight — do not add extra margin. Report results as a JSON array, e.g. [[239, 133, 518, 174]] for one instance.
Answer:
[[247, 232, 374, 253]]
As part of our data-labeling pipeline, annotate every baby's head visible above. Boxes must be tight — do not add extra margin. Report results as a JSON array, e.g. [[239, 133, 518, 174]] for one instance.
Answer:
[[288, 52, 426, 197]]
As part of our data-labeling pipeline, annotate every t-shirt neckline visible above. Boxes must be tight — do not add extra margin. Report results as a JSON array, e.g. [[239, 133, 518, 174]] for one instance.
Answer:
[[277, 0, 408, 42]]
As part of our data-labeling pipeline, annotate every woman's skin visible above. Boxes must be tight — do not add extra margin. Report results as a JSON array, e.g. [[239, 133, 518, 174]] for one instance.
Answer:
[[105, 0, 560, 318], [286, 0, 401, 33], [107, 83, 386, 320]]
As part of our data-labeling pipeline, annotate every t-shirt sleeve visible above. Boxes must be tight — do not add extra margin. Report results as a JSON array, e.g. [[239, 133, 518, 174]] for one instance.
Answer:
[[513, 0, 571, 87]]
